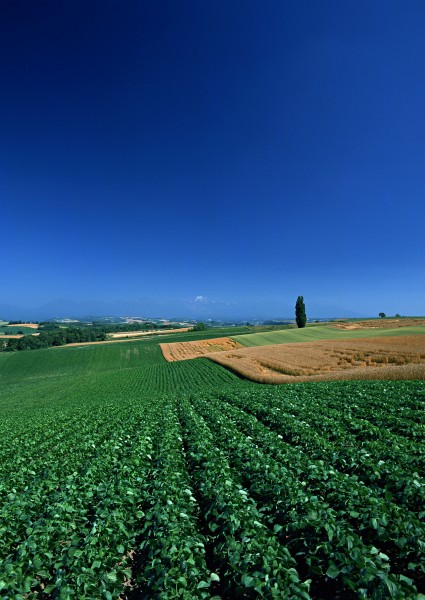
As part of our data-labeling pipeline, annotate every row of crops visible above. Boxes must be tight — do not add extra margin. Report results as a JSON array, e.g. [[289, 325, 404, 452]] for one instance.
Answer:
[[0, 339, 424, 598]]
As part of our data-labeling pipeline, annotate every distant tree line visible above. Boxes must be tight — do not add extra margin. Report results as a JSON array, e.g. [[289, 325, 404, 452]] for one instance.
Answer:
[[191, 322, 208, 331], [1, 321, 187, 352], [36, 321, 184, 333], [91, 322, 184, 333], [2, 327, 108, 352]]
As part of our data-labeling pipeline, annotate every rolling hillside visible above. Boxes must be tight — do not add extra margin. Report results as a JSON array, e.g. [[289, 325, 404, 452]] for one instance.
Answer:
[[233, 323, 425, 347], [1, 336, 424, 598]]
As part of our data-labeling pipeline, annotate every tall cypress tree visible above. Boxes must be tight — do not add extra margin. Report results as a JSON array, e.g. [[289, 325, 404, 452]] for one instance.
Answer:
[[295, 296, 307, 328]]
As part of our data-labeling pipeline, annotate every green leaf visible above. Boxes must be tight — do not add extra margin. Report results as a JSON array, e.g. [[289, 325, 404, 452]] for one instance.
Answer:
[[210, 573, 220, 582], [36, 570, 51, 578], [197, 581, 210, 589], [326, 563, 340, 579], [242, 575, 255, 587], [43, 584, 56, 594]]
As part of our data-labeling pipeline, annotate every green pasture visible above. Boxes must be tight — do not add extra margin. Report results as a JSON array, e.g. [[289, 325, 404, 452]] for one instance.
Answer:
[[103, 325, 251, 341], [169, 325, 251, 339], [0, 324, 39, 335], [233, 324, 425, 347]]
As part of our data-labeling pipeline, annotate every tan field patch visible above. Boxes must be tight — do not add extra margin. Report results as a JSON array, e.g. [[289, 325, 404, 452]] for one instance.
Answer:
[[207, 335, 425, 383], [6, 323, 39, 329], [60, 338, 152, 348], [109, 328, 190, 339], [332, 318, 425, 330], [161, 337, 244, 361]]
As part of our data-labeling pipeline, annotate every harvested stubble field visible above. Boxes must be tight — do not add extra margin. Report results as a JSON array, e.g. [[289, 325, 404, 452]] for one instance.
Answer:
[[332, 317, 425, 330], [5, 322, 39, 329], [161, 336, 244, 361], [208, 334, 425, 383], [109, 327, 190, 339]]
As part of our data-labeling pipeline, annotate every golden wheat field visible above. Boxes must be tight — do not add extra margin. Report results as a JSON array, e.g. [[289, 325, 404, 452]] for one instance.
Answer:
[[109, 328, 191, 339], [160, 337, 244, 361], [207, 335, 425, 383], [331, 318, 425, 330], [5, 323, 40, 329]]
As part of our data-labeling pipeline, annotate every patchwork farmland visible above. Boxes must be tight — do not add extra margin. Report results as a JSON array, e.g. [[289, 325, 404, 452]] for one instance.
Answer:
[[1, 325, 424, 598], [208, 335, 425, 383], [161, 322, 425, 383]]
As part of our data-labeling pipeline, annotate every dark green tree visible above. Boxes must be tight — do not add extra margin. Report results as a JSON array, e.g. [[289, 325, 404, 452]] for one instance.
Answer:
[[192, 322, 208, 331], [379, 312, 386, 318], [295, 296, 307, 328]]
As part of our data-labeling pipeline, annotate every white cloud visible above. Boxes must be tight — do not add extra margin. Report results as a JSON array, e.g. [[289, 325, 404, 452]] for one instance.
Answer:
[[193, 295, 236, 306]]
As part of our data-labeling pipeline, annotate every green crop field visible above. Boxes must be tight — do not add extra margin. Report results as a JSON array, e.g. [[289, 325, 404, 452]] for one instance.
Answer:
[[0, 325, 39, 335], [234, 324, 425, 347], [1, 337, 424, 598]]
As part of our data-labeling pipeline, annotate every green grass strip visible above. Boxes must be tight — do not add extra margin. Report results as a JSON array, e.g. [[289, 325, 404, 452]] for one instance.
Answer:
[[233, 325, 425, 347]]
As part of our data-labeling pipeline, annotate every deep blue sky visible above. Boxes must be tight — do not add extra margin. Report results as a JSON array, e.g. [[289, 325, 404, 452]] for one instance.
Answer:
[[1, 1, 424, 319]]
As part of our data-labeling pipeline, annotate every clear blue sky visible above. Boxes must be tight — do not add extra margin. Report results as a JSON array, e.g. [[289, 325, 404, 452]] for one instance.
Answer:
[[1, 1, 424, 320]]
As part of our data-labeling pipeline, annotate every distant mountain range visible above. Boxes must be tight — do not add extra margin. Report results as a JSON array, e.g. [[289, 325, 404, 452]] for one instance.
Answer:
[[0, 297, 369, 322]]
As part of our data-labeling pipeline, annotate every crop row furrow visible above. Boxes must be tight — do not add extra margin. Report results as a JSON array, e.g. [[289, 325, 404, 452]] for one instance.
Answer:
[[212, 394, 425, 589], [0, 401, 140, 513], [311, 382, 425, 442], [130, 396, 213, 599], [268, 401, 424, 505], [0, 402, 159, 598], [238, 385, 424, 470], [257, 388, 424, 472], [221, 390, 425, 513], [190, 394, 421, 599], [177, 396, 311, 599]]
